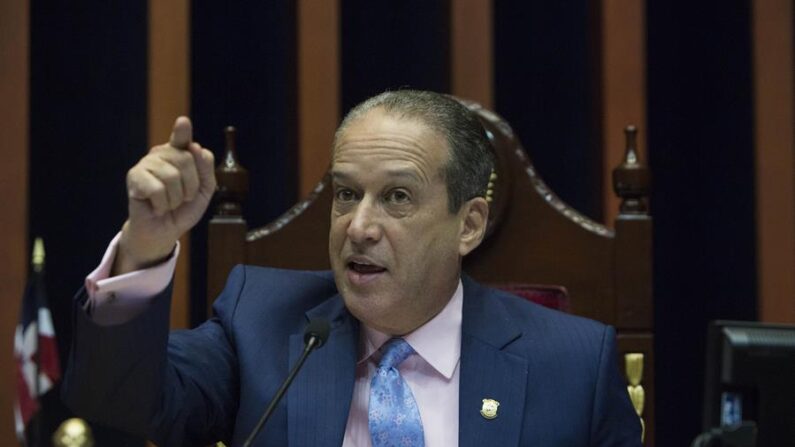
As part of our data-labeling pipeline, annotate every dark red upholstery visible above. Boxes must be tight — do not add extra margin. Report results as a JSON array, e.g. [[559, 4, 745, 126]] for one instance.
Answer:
[[495, 284, 570, 312]]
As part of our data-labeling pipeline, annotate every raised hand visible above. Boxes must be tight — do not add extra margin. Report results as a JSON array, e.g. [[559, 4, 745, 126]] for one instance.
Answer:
[[113, 117, 216, 275]]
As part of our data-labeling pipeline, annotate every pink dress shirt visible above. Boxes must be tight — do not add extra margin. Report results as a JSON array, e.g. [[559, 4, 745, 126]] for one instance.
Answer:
[[85, 235, 462, 445], [85, 232, 179, 325], [342, 282, 462, 447]]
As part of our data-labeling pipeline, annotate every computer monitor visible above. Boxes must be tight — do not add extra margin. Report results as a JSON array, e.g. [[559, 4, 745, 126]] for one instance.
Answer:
[[702, 320, 795, 446]]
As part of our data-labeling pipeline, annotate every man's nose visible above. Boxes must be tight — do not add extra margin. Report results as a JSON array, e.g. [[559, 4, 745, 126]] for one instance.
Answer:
[[347, 199, 382, 244]]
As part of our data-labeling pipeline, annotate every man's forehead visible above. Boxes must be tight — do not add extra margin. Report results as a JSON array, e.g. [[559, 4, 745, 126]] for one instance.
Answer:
[[332, 108, 449, 163], [331, 166, 423, 184]]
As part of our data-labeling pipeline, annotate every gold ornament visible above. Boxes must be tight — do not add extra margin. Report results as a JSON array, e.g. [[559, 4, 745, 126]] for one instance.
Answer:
[[53, 418, 94, 447]]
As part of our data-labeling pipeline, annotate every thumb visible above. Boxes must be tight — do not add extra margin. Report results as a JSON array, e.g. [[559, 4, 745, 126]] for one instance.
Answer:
[[169, 116, 193, 149]]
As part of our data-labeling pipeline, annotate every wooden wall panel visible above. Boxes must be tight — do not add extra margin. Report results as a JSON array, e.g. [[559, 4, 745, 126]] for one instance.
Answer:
[[149, 0, 191, 329], [451, 0, 493, 108], [600, 0, 646, 225], [753, 0, 795, 323], [297, 0, 339, 196], [0, 0, 28, 442]]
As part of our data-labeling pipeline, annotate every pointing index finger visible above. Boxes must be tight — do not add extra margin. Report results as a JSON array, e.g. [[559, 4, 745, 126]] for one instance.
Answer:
[[169, 116, 193, 150]]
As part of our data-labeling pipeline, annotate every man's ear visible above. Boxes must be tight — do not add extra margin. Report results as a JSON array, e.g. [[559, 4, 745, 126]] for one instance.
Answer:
[[458, 197, 490, 257]]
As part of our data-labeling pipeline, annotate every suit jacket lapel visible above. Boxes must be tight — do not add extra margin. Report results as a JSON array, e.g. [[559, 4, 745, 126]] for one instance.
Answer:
[[287, 295, 358, 447], [458, 276, 528, 447]]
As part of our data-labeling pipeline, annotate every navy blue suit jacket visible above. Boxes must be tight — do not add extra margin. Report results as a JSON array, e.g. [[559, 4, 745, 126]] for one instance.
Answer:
[[63, 265, 641, 446]]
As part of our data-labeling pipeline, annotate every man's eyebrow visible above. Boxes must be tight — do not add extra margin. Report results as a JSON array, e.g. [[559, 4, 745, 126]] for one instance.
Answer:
[[330, 171, 364, 184]]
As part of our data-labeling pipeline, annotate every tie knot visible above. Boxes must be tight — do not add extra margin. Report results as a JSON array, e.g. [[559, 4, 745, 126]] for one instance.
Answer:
[[378, 338, 415, 369]]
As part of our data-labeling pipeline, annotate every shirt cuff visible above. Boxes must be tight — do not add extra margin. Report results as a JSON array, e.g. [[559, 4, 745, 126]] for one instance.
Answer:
[[84, 232, 179, 325]]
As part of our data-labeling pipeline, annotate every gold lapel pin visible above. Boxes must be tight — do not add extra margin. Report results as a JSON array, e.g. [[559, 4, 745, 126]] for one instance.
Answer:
[[480, 398, 500, 420]]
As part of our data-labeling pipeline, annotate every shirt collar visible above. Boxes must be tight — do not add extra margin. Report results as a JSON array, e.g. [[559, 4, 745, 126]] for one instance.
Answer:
[[358, 280, 463, 380]]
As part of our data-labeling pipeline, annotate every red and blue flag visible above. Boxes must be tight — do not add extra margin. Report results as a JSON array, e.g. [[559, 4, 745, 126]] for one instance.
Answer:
[[14, 238, 61, 443]]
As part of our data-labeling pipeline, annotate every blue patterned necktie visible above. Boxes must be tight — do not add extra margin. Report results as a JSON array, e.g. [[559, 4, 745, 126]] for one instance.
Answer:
[[368, 338, 425, 447]]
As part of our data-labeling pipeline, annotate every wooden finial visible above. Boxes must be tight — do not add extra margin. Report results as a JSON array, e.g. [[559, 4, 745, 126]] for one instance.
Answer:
[[214, 126, 249, 217], [612, 125, 650, 215]]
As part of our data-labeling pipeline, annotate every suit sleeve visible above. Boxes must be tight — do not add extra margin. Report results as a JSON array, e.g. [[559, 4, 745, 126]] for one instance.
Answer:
[[63, 265, 247, 446], [589, 326, 643, 447]]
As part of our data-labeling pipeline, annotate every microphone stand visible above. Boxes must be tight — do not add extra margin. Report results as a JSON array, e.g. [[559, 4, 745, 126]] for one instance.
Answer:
[[241, 334, 324, 447]]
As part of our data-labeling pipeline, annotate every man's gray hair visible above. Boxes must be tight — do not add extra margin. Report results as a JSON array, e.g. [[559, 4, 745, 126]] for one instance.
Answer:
[[335, 90, 494, 213]]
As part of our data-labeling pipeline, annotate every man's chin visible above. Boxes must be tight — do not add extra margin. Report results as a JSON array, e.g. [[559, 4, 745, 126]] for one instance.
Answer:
[[343, 297, 401, 333]]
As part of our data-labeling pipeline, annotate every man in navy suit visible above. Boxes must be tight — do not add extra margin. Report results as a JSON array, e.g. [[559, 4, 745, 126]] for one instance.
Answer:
[[64, 90, 641, 446]]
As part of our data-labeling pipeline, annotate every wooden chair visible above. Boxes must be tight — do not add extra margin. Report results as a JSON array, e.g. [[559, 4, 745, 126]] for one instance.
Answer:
[[207, 99, 654, 445]]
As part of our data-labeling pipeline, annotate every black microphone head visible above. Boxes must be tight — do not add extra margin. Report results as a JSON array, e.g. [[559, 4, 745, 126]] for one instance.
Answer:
[[304, 319, 330, 348]]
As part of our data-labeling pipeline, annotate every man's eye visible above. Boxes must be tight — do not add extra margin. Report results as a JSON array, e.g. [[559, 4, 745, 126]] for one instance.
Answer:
[[335, 189, 356, 202], [386, 189, 410, 204]]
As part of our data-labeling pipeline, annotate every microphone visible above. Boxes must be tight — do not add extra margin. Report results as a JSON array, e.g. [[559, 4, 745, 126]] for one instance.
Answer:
[[242, 319, 330, 447], [303, 318, 330, 349]]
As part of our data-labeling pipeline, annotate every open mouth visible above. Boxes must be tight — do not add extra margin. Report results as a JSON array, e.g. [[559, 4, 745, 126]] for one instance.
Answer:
[[345, 258, 387, 286], [348, 261, 387, 275]]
